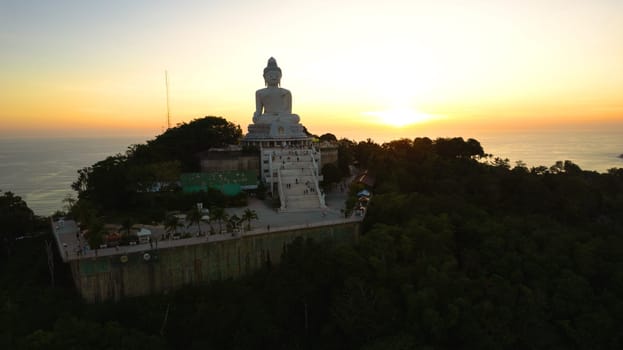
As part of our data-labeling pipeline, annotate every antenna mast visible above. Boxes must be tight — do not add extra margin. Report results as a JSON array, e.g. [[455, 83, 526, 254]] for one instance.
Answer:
[[165, 70, 171, 129]]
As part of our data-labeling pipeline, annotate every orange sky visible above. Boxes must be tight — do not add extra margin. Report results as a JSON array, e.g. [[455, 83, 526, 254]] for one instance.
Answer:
[[1, 0, 622, 140]]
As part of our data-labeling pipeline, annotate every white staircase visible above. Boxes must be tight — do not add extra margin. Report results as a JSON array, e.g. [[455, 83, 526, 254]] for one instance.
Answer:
[[275, 147, 325, 211]]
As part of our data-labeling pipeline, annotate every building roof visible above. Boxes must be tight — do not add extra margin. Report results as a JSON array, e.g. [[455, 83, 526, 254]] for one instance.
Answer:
[[136, 228, 152, 237], [354, 171, 375, 187]]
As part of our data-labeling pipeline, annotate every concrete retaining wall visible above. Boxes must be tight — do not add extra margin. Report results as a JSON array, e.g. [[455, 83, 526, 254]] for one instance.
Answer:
[[70, 221, 359, 303]]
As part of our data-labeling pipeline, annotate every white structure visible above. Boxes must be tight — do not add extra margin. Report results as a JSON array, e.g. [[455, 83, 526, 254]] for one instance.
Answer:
[[243, 57, 325, 211], [136, 228, 152, 244], [245, 57, 309, 143]]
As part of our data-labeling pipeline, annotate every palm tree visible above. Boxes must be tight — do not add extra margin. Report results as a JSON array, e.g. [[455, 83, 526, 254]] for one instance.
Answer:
[[121, 217, 133, 236], [164, 215, 181, 239], [228, 214, 241, 234], [241, 208, 258, 231], [210, 207, 228, 234], [186, 206, 203, 236]]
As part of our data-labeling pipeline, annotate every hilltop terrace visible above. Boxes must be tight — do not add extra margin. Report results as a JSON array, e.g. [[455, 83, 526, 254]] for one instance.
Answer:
[[52, 183, 366, 262]]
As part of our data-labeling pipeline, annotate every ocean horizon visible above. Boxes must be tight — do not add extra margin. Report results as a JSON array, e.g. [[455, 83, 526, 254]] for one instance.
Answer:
[[0, 136, 147, 216], [1, 129, 622, 216]]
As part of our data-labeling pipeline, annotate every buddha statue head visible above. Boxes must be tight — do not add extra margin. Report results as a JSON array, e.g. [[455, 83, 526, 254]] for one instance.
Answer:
[[263, 57, 282, 87]]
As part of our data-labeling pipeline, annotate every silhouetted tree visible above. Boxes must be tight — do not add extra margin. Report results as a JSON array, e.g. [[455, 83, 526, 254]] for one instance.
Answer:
[[241, 208, 258, 231], [321, 163, 340, 186], [164, 215, 181, 238], [319, 133, 338, 142], [0, 191, 35, 258], [186, 205, 204, 235], [210, 207, 228, 234]]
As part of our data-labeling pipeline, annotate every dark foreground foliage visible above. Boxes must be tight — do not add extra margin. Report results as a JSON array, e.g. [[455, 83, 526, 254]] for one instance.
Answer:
[[2, 135, 623, 349]]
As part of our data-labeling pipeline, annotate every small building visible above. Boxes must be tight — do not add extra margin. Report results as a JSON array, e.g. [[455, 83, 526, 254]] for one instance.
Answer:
[[105, 232, 121, 247], [136, 228, 152, 244], [317, 141, 338, 169], [354, 170, 375, 187], [198, 145, 260, 173]]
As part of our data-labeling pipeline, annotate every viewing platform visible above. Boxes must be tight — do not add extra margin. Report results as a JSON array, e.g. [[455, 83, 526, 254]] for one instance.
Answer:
[[52, 183, 358, 263]]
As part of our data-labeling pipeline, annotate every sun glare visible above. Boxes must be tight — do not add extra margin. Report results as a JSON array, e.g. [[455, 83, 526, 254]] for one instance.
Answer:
[[365, 108, 434, 127]]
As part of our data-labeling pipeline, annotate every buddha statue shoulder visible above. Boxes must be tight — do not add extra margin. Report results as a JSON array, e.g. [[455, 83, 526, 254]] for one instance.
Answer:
[[252, 57, 300, 124]]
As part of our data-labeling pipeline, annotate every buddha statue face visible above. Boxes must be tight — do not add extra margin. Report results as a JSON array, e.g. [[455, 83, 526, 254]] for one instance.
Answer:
[[264, 70, 281, 87], [263, 57, 282, 87]]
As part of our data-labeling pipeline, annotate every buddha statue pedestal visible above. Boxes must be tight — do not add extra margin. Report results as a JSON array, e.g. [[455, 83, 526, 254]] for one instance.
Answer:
[[246, 117, 307, 140]]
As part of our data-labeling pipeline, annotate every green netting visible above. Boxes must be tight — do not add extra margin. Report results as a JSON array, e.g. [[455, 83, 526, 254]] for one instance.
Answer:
[[220, 183, 242, 196], [181, 171, 257, 195], [80, 259, 110, 275]]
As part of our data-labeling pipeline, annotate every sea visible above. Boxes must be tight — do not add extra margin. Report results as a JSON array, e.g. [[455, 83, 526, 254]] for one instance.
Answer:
[[1, 129, 622, 216], [0, 137, 147, 217]]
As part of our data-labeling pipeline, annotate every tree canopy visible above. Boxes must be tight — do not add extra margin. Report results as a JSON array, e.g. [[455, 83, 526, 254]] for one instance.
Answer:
[[0, 191, 35, 258], [71, 116, 242, 217]]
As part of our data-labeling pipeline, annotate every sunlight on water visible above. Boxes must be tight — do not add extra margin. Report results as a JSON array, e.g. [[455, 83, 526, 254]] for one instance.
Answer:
[[477, 129, 623, 172]]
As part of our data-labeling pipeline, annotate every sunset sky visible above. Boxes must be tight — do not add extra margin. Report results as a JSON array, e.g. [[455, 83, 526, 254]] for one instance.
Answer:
[[1, 0, 622, 141]]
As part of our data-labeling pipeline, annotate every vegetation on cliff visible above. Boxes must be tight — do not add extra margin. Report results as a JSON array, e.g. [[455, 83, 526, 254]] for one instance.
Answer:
[[0, 191, 53, 262]]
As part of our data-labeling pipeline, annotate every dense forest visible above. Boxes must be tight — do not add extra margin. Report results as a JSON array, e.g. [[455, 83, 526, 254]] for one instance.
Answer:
[[1, 121, 623, 349], [70, 116, 243, 218]]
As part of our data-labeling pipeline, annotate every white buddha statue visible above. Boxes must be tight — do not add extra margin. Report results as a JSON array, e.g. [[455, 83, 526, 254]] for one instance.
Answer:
[[252, 57, 300, 125]]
